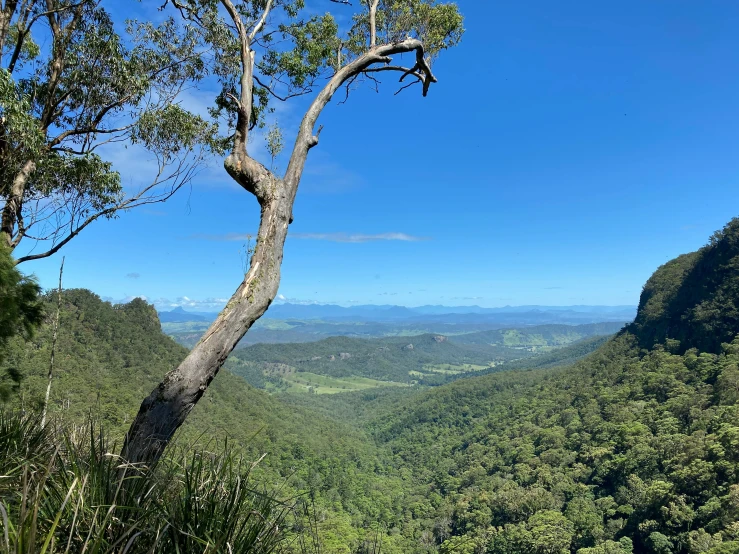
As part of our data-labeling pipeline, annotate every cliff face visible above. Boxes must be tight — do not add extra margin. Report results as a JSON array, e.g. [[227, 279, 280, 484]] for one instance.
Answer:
[[628, 218, 739, 354]]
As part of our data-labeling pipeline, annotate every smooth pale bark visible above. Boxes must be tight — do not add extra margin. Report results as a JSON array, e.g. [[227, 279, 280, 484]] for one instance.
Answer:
[[121, 0, 436, 465], [122, 188, 290, 463]]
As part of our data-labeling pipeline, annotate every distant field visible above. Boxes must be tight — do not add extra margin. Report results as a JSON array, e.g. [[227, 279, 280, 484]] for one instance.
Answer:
[[223, 324, 624, 395], [420, 363, 490, 375], [162, 321, 211, 334], [266, 371, 410, 394]]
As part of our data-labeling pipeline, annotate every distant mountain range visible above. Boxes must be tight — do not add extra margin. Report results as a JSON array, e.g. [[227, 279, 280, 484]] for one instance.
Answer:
[[158, 303, 637, 326], [157, 306, 220, 323]]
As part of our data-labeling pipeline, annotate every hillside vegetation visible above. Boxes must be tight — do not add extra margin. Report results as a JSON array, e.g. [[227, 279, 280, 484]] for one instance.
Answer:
[[363, 219, 739, 554], [226, 323, 622, 393], [0, 290, 420, 552]]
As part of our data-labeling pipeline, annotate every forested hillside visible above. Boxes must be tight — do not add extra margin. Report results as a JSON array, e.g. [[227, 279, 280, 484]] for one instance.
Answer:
[[0, 290, 420, 552], [364, 219, 739, 554], [226, 323, 621, 393]]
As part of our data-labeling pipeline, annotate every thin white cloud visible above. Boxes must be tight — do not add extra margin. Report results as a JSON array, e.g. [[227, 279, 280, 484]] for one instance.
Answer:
[[106, 296, 230, 312], [157, 296, 229, 311], [289, 232, 429, 243], [188, 232, 430, 243], [187, 232, 255, 241], [126, 273, 141, 279]]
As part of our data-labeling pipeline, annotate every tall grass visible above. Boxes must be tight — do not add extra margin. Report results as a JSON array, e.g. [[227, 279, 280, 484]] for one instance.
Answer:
[[0, 411, 292, 553]]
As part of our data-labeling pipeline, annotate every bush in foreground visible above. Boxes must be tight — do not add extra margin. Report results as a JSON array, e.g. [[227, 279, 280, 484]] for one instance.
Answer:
[[0, 411, 293, 553]]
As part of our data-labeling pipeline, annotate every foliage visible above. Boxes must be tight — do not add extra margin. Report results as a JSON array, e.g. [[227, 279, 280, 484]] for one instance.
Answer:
[[368, 331, 739, 553], [362, 219, 739, 552], [0, 244, 41, 400], [166, 0, 463, 132], [0, 411, 289, 553], [0, 0, 221, 261], [629, 217, 739, 354], [0, 289, 423, 552]]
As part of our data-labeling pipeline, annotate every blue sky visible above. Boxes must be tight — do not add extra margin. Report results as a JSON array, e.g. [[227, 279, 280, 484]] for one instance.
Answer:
[[16, 0, 739, 311]]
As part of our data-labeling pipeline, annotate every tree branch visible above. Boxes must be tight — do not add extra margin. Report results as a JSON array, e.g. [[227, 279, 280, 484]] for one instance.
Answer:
[[8, 1, 85, 73], [220, 0, 253, 153], [248, 0, 273, 41], [14, 154, 203, 264], [369, 0, 379, 48], [253, 74, 312, 102], [285, 38, 436, 187]]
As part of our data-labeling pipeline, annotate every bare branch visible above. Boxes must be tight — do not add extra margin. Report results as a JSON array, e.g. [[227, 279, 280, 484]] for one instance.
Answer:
[[285, 38, 436, 184], [254, 74, 312, 102], [14, 148, 206, 264], [394, 79, 420, 95], [363, 65, 424, 82], [49, 123, 133, 149], [159, 0, 205, 25]]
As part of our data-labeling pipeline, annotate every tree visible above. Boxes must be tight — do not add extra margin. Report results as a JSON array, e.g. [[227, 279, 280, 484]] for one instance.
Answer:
[[122, 0, 463, 464], [0, 243, 42, 400], [0, 0, 221, 263]]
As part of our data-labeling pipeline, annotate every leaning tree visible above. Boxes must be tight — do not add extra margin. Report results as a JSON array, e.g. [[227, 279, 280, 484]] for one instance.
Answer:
[[0, 0, 221, 263], [123, 0, 463, 464]]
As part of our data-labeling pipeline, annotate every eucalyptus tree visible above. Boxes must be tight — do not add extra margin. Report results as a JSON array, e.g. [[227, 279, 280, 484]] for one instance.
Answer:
[[0, 0, 221, 263], [123, 0, 463, 464]]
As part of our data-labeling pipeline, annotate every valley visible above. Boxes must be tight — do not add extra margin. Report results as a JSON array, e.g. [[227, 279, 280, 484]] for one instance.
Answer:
[[0, 1, 734, 552], [224, 323, 623, 394], [4, 221, 739, 553]]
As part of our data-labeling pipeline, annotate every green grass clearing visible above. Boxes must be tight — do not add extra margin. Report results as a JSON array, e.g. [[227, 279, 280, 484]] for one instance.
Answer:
[[420, 363, 490, 375], [275, 371, 410, 394]]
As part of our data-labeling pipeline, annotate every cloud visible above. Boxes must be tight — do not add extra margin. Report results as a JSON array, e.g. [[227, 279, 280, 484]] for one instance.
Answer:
[[126, 273, 141, 279], [103, 295, 229, 312], [289, 232, 429, 243], [272, 295, 323, 305], [151, 296, 229, 312], [452, 296, 483, 301], [187, 233, 255, 241], [188, 232, 430, 243], [101, 295, 148, 304]]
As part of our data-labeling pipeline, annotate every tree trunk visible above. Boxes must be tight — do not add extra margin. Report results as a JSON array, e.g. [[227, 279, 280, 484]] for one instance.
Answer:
[[120, 21, 435, 466], [122, 185, 292, 465], [1, 160, 34, 249], [0, 2, 19, 54]]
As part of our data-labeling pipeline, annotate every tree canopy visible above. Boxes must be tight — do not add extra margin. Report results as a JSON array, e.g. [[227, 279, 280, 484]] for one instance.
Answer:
[[0, 243, 41, 399], [0, 0, 222, 263]]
